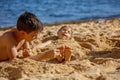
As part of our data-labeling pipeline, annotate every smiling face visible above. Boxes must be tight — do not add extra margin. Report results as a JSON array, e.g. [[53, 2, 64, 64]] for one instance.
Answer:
[[57, 26, 72, 40]]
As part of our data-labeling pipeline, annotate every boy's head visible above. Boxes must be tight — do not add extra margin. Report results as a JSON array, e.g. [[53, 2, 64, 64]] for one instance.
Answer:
[[57, 25, 72, 40], [16, 12, 43, 41], [17, 11, 43, 34]]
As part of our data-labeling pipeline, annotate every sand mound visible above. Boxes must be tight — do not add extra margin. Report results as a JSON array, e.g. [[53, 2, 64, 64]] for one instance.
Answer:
[[0, 18, 120, 80]]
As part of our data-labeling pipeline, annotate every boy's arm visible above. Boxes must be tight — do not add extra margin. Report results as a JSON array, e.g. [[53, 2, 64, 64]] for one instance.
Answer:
[[9, 46, 18, 60], [8, 45, 31, 59], [30, 48, 61, 61], [22, 41, 32, 57]]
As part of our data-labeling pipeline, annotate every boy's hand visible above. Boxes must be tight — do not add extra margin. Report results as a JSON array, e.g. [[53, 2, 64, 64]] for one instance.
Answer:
[[23, 48, 32, 57]]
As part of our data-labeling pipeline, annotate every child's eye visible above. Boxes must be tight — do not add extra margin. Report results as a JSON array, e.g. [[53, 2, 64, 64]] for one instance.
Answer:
[[63, 29, 66, 31], [68, 31, 71, 34]]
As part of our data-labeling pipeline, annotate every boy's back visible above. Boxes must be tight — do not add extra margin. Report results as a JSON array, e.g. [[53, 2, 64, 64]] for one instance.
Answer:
[[0, 30, 15, 61]]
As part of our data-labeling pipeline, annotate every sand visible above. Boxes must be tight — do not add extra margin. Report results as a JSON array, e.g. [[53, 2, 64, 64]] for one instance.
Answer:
[[0, 18, 120, 80]]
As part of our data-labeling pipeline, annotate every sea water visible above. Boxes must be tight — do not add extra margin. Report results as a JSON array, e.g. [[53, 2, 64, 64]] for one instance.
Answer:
[[0, 0, 120, 27]]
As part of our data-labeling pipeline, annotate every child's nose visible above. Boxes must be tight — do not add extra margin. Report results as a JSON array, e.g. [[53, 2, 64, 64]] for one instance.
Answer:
[[65, 31, 68, 33]]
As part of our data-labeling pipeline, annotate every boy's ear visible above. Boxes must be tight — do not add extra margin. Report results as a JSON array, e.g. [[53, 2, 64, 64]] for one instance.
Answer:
[[20, 30, 27, 35]]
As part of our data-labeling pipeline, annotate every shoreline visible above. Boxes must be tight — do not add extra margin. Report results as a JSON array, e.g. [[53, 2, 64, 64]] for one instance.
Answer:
[[0, 17, 120, 30], [44, 17, 120, 26]]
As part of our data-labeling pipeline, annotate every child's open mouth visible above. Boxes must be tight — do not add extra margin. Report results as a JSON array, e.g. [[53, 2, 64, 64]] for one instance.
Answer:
[[62, 34, 68, 37]]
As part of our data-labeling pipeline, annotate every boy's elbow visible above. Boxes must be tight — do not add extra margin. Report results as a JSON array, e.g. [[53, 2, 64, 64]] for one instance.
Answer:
[[9, 54, 17, 60], [9, 56, 16, 60]]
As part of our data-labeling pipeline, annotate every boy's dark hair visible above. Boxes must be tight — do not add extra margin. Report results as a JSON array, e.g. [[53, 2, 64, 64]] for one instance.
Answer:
[[17, 11, 43, 33]]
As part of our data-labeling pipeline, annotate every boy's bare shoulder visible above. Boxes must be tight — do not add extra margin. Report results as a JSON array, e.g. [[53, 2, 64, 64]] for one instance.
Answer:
[[0, 30, 15, 43]]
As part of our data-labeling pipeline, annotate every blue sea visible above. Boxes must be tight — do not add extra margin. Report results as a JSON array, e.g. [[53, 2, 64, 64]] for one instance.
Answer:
[[0, 0, 120, 27]]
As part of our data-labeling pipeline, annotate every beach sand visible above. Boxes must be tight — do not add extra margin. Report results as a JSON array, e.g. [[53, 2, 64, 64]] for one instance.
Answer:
[[0, 18, 120, 80]]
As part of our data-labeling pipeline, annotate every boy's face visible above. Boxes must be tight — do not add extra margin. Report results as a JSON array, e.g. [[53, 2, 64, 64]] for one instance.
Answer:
[[24, 31, 39, 41], [57, 27, 72, 40]]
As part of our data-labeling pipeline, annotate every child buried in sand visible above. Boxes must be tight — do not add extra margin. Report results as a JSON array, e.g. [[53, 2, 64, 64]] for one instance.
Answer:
[[0, 11, 71, 61], [39, 25, 87, 62]]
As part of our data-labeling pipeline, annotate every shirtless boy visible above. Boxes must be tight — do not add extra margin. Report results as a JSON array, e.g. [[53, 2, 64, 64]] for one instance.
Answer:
[[0, 12, 72, 61]]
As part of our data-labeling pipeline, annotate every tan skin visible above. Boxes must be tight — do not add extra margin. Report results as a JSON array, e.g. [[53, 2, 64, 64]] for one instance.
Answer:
[[57, 26, 72, 40], [0, 27, 71, 61], [0, 30, 17, 61], [0, 28, 37, 61]]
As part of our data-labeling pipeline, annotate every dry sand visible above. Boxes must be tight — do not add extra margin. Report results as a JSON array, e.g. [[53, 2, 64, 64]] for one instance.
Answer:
[[0, 18, 120, 80]]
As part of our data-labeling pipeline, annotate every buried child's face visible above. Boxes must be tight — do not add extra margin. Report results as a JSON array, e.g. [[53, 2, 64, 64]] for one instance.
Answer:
[[57, 27, 72, 40]]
